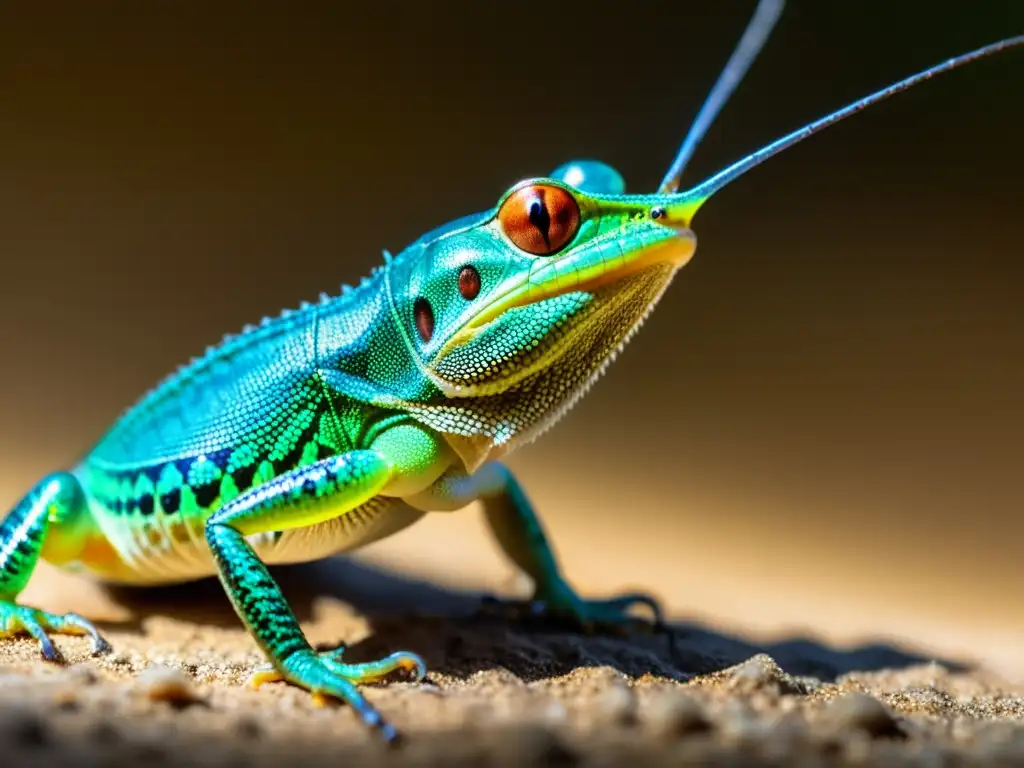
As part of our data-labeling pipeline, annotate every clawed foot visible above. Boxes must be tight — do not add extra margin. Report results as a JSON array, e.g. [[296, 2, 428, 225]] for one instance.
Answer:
[[248, 646, 427, 745], [477, 582, 675, 648], [0, 602, 111, 662], [248, 646, 427, 691]]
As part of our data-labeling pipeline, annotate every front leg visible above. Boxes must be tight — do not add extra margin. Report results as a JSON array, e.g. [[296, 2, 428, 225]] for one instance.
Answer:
[[407, 462, 667, 635], [205, 450, 427, 744]]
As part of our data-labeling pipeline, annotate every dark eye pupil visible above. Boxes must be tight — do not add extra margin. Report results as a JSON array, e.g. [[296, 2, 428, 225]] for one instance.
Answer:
[[458, 265, 481, 300], [413, 297, 434, 343], [527, 197, 551, 248]]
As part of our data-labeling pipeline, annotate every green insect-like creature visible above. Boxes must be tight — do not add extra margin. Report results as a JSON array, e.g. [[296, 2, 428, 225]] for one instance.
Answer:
[[0, 1, 1019, 743]]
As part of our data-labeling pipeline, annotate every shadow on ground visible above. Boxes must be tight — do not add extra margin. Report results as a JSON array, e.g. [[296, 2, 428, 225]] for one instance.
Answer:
[[98, 556, 967, 684]]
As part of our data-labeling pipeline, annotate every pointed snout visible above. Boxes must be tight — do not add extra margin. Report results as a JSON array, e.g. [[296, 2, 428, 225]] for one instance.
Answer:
[[647, 208, 698, 268]]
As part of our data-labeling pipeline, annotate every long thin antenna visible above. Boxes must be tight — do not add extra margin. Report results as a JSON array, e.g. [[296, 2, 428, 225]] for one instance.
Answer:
[[676, 35, 1024, 214], [658, 0, 785, 194]]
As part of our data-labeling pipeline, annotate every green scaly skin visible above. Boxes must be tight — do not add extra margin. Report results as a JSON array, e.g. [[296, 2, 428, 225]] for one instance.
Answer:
[[2, 5, 1020, 742]]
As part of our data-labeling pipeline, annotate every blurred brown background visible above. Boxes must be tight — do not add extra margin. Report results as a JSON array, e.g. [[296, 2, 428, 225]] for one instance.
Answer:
[[1, 2, 1022, 678]]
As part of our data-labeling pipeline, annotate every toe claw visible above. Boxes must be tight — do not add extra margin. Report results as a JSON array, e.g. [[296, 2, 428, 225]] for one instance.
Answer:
[[247, 666, 284, 690], [399, 652, 427, 683], [380, 722, 401, 747], [2, 603, 112, 664], [22, 620, 63, 663], [39, 637, 62, 664], [363, 710, 401, 747], [250, 647, 424, 745], [479, 586, 670, 642]]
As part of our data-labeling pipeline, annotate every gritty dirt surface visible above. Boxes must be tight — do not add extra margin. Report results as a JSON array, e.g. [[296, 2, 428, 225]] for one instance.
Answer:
[[2, 559, 1023, 767]]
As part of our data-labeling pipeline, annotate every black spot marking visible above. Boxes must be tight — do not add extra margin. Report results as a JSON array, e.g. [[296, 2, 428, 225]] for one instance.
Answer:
[[160, 488, 181, 515], [232, 464, 258, 494], [193, 481, 219, 509], [138, 493, 155, 516], [274, 442, 307, 476]]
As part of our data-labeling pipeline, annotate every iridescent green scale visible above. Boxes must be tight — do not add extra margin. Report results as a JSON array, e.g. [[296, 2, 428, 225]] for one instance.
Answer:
[[76, 273, 395, 576]]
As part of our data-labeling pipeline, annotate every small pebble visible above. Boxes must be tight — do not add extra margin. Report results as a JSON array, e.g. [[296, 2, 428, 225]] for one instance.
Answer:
[[718, 700, 770, 744], [597, 679, 637, 725], [646, 691, 712, 739], [728, 654, 811, 696], [540, 699, 569, 726], [731, 655, 778, 687], [136, 664, 202, 706], [824, 692, 904, 739]]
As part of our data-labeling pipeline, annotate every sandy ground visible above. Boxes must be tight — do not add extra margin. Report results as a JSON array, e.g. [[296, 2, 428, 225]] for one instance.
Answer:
[[2, 543, 1023, 768]]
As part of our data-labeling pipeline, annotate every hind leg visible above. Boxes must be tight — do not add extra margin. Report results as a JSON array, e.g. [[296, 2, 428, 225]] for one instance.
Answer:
[[409, 462, 668, 636], [0, 472, 109, 661]]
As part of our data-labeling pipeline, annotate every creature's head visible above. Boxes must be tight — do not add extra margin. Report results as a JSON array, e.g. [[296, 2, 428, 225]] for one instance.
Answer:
[[383, 162, 704, 463], [386, 162, 701, 407]]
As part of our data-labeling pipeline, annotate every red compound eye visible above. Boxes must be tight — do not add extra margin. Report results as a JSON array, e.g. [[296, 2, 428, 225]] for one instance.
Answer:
[[414, 297, 434, 343], [458, 265, 481, 300], [498, 183, 580, 256]]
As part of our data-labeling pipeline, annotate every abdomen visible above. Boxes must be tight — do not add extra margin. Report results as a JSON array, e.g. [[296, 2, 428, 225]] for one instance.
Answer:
[[63, 480, 425, 586]]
